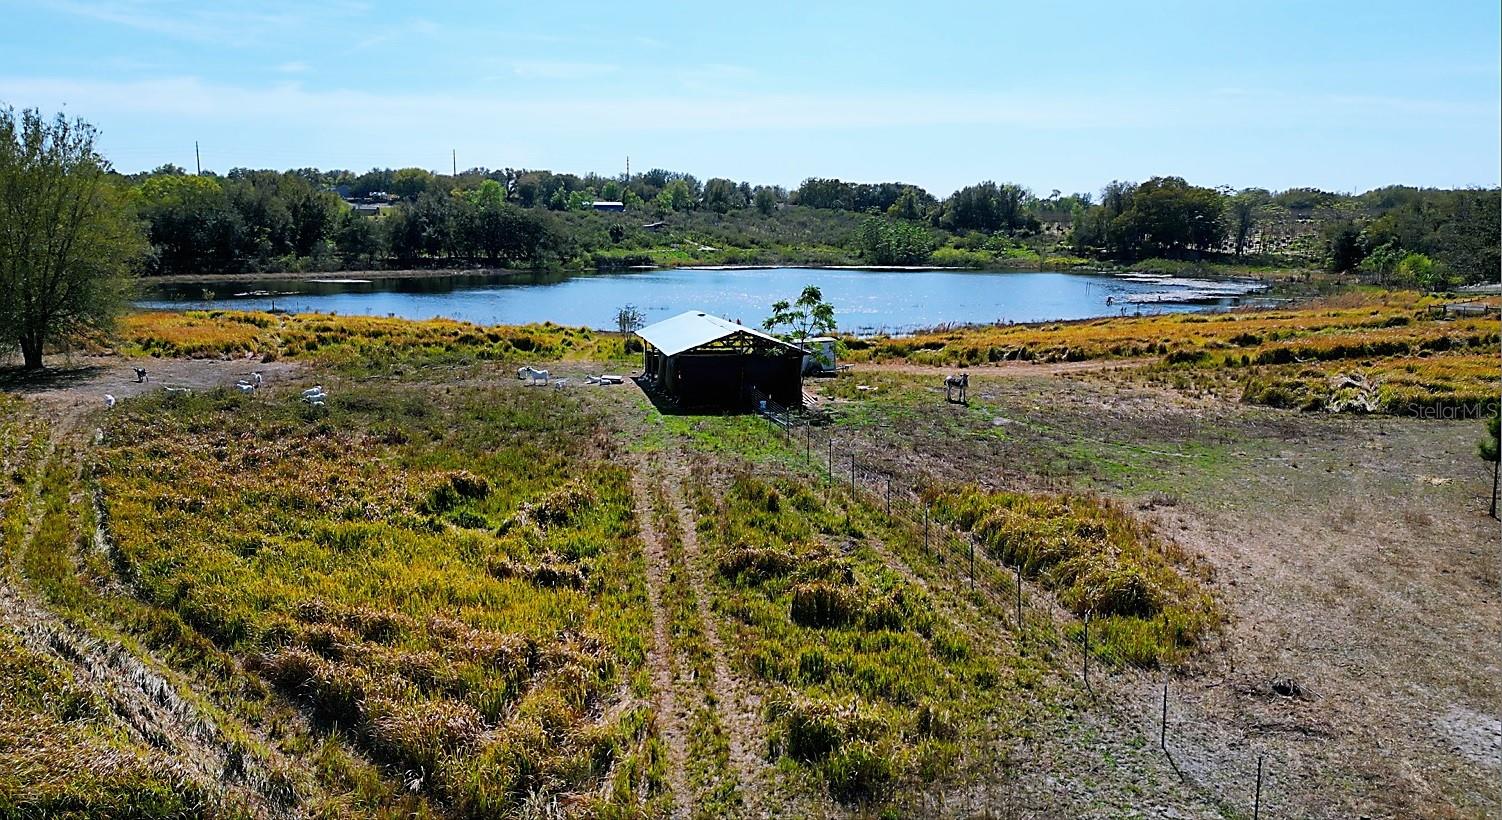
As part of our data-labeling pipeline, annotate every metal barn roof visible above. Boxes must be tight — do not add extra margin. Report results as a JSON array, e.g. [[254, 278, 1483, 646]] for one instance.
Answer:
[[636, 311, 797, 357]]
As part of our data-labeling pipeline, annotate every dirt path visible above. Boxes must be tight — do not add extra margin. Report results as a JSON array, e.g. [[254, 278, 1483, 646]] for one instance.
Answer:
[[849, 357, 1155, 377], [1, 354, 304, 434], [659, 469, 772, 818], [628, 474, 693, 817]]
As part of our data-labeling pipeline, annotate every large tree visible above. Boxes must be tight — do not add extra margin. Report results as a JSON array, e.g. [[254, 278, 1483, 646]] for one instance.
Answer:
[[0, 108, 143, 369]]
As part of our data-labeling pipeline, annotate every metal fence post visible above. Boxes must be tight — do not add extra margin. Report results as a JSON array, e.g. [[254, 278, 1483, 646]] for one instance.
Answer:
[[923, 505, 930, 556], [1254, 753, 1265, 820], [805, 424, 811, 464], [885, 477, 891, 519], [850, 455, 856, 494], [968, 538, 975, 592], [1160, 682, 1169, 752], [1015, 564, 1023, 634], [1083, 612, 1092, 696]]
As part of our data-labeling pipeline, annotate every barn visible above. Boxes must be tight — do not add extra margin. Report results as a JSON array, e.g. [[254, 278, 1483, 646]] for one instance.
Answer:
[[637, 311, 806, 410]]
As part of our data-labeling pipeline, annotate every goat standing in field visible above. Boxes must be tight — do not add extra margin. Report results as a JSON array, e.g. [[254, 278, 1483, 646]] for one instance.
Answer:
[[132, 367, 148, 383], [517, 366, 550, 385], [945, 372, 968, 404]]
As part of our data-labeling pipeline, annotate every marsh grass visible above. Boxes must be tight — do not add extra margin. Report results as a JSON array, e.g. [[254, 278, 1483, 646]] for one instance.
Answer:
[[0, 631, 216, 818], [90, 380, 664, 815], [114, 310, 638, 370], [0, 403, 215, 817], [840, 293, 1499, 415]]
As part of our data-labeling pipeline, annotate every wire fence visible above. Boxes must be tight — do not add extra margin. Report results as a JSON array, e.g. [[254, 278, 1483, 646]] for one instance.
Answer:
[[737, 396, 1057, 648], [730, 390, 1276, 811], [733, 404, 1276, 811]]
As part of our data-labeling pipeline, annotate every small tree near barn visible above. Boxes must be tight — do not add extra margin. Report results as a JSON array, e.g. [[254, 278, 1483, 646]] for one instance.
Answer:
[[615, 304, 645, 334], [763, 285, 835, 344]]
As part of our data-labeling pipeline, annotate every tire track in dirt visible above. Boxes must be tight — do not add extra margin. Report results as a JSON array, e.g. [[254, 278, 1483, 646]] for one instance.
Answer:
[[628, 473, 693, 817], [1, 441, 299, 818], [660, 469, 771, 818], [0, 582, 299, 818]]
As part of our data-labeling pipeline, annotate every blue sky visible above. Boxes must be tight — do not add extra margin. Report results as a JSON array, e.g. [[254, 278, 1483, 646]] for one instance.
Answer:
[[1, 0, 1497, 196]]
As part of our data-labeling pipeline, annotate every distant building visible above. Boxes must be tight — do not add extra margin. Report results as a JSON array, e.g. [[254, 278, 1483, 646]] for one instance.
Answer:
[[351, 203, 388, 217], [591, 201, 626, 212]]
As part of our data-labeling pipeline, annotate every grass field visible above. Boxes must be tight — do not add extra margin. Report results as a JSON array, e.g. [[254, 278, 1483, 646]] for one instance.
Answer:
[[92, 383, 665, 816], [687, 465, 1007, 805], [0, 399, 214, 818], [1, 295, 1496, 817]]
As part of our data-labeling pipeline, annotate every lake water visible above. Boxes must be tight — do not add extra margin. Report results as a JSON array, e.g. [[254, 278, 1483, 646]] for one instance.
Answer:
[[137, 267, 1267, 334]]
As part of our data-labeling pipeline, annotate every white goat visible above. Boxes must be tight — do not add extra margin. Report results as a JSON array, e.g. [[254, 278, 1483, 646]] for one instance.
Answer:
[[104, 394, 116, 409], [517, 366, 549, 385]]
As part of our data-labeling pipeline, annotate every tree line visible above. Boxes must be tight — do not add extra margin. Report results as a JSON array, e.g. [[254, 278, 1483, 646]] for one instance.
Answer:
[[126, 160, 1497, 284]]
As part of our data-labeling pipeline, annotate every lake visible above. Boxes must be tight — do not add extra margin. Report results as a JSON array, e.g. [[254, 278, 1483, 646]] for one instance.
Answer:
[[137, 267, 1267, 334]]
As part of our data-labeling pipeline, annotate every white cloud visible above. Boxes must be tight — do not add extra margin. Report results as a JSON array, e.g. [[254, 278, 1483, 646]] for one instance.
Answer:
[[276, 61, 309, 74]]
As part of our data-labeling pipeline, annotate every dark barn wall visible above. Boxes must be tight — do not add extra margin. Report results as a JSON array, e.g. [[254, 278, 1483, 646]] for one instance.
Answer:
[[666, 351, 802, 409]]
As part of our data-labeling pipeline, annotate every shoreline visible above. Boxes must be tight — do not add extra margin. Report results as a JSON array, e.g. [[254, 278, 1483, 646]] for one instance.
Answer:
[[142, 266, 531, 285], [140, 260, 1283, 287]]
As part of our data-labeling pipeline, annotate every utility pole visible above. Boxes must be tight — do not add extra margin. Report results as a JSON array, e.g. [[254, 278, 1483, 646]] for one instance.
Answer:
[[194, 141, 201, 175], [625, 155, 630, 181], [452, 149, 457, 177]]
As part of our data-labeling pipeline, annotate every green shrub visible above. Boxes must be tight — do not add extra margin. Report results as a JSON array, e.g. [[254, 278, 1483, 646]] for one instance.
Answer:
[[717, 544, 797, 583], [825, 741, 897, 804], [790, 582, 859, 628]]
